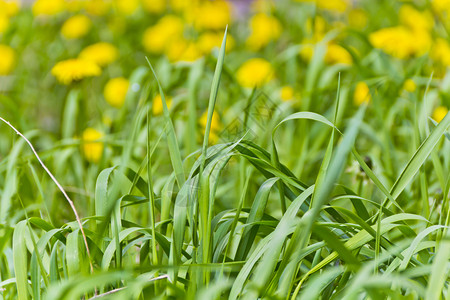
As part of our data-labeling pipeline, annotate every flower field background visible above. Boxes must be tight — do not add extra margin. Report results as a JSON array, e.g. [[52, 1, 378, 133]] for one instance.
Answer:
[[0, 0, 450, 299]]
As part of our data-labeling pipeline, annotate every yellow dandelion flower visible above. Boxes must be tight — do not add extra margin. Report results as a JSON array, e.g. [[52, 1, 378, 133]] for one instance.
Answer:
[[432, 0, 450, 13], [141, 0, 166, 14], [142, 15, 184, 54], [200, 110, 221, 133], [432, 106, 448, 123], [193, 0, 230, 30], [51, 58, 101, 85], [0, 15, 9, 34], [152, 94, 173, 116], [369, 26, 430, 59], [431, 39, 450, 67], [0, 44, 15, 75], [403, 79, 416, 92], [79, 42, 119, 67], [104, 77, 129, 108], [166, 39, 202, 63], [197, 32, 234, 54], [0, 0, 20, 17], [85, 0, 110, 16], [325, 44, 352, 65], [65, 0, 85, 12], [114, 0, 139, 15], [61, 15, 92, 39], [32, 0, 65, 16], [295, 0, 348, 13], [82, 128, 104, 163], [400, 5, 433, 32], [280, 86, 295, 101], [353, 81, 371, 105], [236, 58, 274, 88], [246, 13, 282, 50]]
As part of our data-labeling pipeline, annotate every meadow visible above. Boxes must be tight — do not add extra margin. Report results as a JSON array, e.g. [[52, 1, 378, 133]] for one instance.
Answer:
[[0, 0, 449, 299]]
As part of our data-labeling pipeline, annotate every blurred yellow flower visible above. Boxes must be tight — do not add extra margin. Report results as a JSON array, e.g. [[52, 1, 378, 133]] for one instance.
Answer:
[[246, 13, 281, 50], [0, 15, 9, 34], [104, 77, 129, 108], [403, 79, 416, 92], [82, 128, 104, 163], [197, 32, 234, 54], [142, 15, 184, 54], [114, 0, 139, 15], [33, 0, 65, 16], [400, 5, 433, 32], [85, 0, 110, 16], [61, 15, 92, 39], [237, 58, 274, 88], [65, 0, 85, 12], [431, 39, 450, 67], [295, 0, 348, 12], [280, 86, 294, 101], [193, 0, 230, 30], [369, 26, 430, 59], [141, 0, 165, 13], [166, 38, 202, 62], [325, 44, 352, 65], [0, 0, 20, 17], [354, 82, 370, 105], [432, 0, 450, 13], [0, 44, 15, 75], [79, 42, 119, 67], [432, 106, 448, 122], [152, 94, 173, 116], [51, 59, 101, 85], [200, 110, 221, 133]]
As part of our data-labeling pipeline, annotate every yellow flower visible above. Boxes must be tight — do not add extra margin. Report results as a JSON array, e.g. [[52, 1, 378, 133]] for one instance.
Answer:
[[104, 77, 129, 108], [0, 0, 20, 17], [61, 15, 92, 39], [0, 15, 9, 34], [114, 0, 139, 15], [431, 39, 450, 67], [152, 94, 172, 116], [193, 0, 230, 30], [353, 82, 370, 105], [0, 44, 15, 75], [79, 42, 119, 67], [51, 59, 101, 85], [197, 32, 234, 54], [280, 86, 294, 101], [432, 106, 448, 123], [236, 58, 274, 88], [432, 0, 450, 13], [246, 13, 282, 50], [400, 5, 433, 32], [85, 0, 110, 16], [142, 15, 184, 54], [403, 79, 416, 92], [166, 38, 202, 62], [82, 128, 104, 163], [348, 9, 367, 28], [295, 0, 348, 13], [369, 26, 430, 59], [65, 0, 85, 12], [32, 0, 65, 16], [142, 0, 166, 14], [200, 110, 221, 133], [325, 44, 352, 65]]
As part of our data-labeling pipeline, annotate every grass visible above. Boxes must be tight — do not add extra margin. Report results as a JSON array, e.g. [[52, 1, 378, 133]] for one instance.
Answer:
[[1, 3, 450, 300]]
